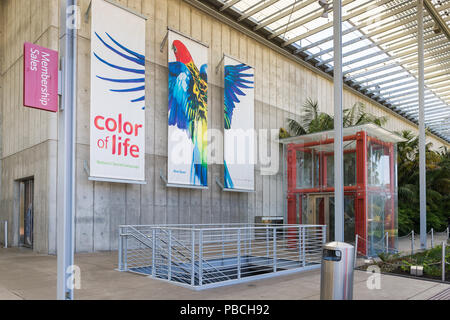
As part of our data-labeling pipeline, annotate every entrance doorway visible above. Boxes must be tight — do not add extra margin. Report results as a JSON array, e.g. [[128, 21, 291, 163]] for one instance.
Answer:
[[19, 179, 34, 248], [302, 193, 355, 243]]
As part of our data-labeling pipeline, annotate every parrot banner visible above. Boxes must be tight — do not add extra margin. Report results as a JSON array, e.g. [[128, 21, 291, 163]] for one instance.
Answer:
[[223, 55, 255, 191], [167, 30, 208, 187], [90, 0, 146, 183]]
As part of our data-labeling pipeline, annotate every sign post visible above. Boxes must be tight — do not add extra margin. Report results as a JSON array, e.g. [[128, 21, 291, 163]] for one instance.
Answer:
[[57, 0, 77, 300]]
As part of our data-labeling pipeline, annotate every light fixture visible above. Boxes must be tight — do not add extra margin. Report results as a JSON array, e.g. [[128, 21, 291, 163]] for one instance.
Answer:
[[318, 0, 330, 18], [433, 24, 442, 34]]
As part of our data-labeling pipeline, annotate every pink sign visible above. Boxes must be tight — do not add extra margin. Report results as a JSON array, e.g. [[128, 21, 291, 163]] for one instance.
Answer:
[[23, 42, 59, 112]]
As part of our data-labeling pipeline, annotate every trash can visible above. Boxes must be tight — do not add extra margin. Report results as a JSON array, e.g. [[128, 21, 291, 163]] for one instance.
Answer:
[[320, 241, 355, 300]]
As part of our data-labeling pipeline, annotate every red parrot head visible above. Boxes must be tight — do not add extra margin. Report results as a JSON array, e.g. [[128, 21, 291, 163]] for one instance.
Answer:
[[172, 40, 193, 65]]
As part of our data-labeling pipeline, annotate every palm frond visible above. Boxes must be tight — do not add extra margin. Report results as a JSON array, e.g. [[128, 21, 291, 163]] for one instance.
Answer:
[[287, 118, 307, 136]]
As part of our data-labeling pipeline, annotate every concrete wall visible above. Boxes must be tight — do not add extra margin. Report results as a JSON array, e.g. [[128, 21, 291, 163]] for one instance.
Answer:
[[0, 0, 59, 253], [1, 0, 449, 254]]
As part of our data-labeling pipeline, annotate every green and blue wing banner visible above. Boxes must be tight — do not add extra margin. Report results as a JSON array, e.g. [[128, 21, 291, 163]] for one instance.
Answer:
[[90, 0, 146, 182], [167, 30, 208, 187], [223, 55, 255, 191]]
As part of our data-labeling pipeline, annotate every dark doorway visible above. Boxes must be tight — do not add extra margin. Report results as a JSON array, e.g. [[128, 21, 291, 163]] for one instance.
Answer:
[[19, 179, 34, 248]]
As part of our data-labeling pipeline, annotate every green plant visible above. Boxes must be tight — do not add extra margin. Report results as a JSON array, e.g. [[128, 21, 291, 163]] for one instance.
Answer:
[[285, 99, 386, 137], [396, 131, 450, 235], [400, 260, 412, 272]]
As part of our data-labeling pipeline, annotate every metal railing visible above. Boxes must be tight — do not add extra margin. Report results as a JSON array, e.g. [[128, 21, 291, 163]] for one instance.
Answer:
[[355, 227, 450, 258], [118, 223, 326, 290]]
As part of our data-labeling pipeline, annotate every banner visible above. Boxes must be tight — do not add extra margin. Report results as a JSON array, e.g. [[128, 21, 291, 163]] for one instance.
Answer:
[[23, 42, 59, 112], [167, 31, 208, 187], [223, 56, 255, 190], [90, 0, 146, 182]]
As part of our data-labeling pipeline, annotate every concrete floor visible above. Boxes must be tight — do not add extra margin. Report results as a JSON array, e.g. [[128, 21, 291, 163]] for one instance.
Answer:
[[0, 247, 448, 300]]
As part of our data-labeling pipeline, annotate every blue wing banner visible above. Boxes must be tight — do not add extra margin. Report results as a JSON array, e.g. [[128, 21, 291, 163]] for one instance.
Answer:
[[90, 0, 146, 182], [223, 55, 255, 191]]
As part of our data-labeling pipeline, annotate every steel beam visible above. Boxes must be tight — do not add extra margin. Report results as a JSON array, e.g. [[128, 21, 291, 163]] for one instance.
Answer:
[[269, 0, 354, 40], [253, 0, 318, 31], [406, 104, 448, 114], [220, 0, 242, 12], [333, 0, 344, 242], [388, 93, 437, 105], [283, 0, 399, 47], [424, 0, 450, 41], [237, 0, 279, 22], [345, 64, 403, 82], [403, 100, 445, 109]]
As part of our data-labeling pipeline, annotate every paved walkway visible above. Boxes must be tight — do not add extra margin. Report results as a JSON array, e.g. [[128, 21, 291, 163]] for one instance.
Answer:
[[0, 248, 448, 300]]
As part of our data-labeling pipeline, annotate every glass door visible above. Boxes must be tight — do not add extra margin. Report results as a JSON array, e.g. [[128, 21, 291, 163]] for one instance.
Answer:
[[19, 179, 34, 248], [304, 193, 355, 243]]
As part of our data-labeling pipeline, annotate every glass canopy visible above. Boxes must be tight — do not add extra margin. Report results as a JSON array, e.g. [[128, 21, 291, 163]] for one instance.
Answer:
[[198, 0, 450, 142]]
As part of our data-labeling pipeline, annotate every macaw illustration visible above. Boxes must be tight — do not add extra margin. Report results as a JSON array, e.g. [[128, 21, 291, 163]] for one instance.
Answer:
[[168, 40, 208, 186], [223, 63, 254, 189], [93, 32, 146, 110]]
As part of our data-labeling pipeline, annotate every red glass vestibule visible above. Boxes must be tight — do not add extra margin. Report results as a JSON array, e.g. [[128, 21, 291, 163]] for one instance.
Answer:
[[281, 124, 404, 256]]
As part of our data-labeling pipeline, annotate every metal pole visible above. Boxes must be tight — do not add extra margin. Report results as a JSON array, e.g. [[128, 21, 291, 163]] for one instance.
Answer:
[[412, 230, 415, 255], [168, 230, 172, 281], [431, 228, 434, 248], [249, 228, 252, 257], [237, 229, 241, 279], [191, 230, 195, 286], [442, 241, 446, 282], [418, 0, 427, 251], [123, 232, 128, 271], [199, 230, 203, 286], [222, 225, 225, 260], [298, 227, 302, 265], [118, 227, 123, 271], [57, 0, 77, 300], [273, 227, 277, 272], [354, 235, 358, 267], [302, 227, 306, 267], [152, 229, 156, 278], [3, 221, 7, 249], [333, 0, 344, 242], [385, 232, 389, 253]]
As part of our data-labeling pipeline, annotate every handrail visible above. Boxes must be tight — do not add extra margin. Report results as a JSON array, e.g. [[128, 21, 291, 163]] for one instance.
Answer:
[[119, 224, 327, 288], [157, 228, 231, 282], [126, 227, 195, 282], [119, 224, 324, 232], [125, 225, 231, 283]]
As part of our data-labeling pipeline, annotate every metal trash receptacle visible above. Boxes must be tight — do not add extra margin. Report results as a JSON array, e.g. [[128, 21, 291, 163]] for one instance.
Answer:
[[320, 241, 355, 300]]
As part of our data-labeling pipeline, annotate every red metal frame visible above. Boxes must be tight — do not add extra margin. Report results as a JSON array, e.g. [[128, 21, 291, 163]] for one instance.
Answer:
[[286, 130, 396, 256]]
